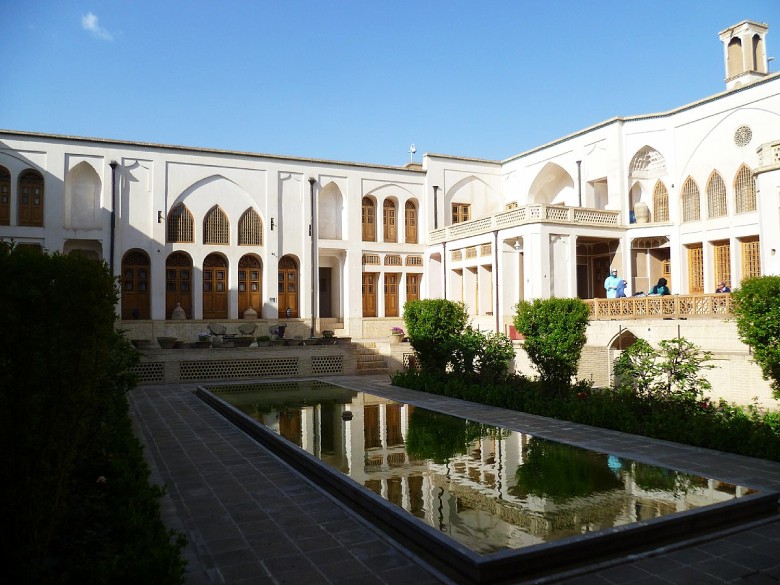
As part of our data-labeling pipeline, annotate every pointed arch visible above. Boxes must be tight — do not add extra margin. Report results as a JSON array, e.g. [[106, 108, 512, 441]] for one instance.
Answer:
[[404, 200, 417, 244], [706, 171, 727, 218], [166, 251, 193, 319], [18, 169, 44, 226], [278, 255, 299, 318], [238, 208, 263, 245], [65, 161, 101, 229], [681, 177, 700, 223], [383, 199, 397, 242], [121, 249, 151, 320], [318, 181, 343, 240], [204, 205, 229, 245], [167, 203, 194, 243], [0, 165, 9, 225], [362, 197, 376, 241], [652, 180, 669, 223], [734, 164, 756, 213], [528, 163, 575, 206], [628, 146, 667, 178], [238, 254, 262, 318], [203, 252, 228, 319]]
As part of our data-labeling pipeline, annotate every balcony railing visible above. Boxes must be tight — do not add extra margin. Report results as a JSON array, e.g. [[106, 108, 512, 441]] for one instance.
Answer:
[[583, 293, 733, 320], [430, 204, 621, 244]]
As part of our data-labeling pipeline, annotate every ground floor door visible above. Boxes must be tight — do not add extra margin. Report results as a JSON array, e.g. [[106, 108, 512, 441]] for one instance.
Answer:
[[362, 272, 377, 317], [278, 256, 299, 318], [384, 272, 399, 317]]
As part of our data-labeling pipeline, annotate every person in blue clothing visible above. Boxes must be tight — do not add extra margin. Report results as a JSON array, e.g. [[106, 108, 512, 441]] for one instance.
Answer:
[[604, 268, 621, 298], [616, 279, 628, 298], [649, 277, 670, 296]]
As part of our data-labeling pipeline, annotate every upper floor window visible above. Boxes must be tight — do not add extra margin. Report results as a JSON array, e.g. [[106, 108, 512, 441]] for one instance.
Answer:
[[652, 180, 669, 222], [452, 203, 470, 224], [238, 208, 263, 245], [404, 201, 417, 244], [706, 171, 727, 218], [734, 164, 756, 214], [383, 200, 397, 242], [362, 197, 375, 241], [204, 205, 229, 245], [167, 203, 194, 243], [18, 169, 44, 227], [0, 166, 10, 226], [681, 177, 700, 223]]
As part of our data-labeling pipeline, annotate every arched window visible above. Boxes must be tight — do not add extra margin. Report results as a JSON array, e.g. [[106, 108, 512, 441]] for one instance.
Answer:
[[383, 200, 397, 242], [203, 253, 228, 319], [706, 171, 727, 218], [0, 166, 10, 225], [652, 180, 669, 223], [278, 256, 299, 318], [18, 169, 44, 227], [204, 205, 229, 245], [238, 208, 263, 245], [681, 177, 700, 223], [167, 203, 194, 243], [121, 249, 151, 320], [735, 164, 756, 214], [238, 255, 262, 318], [362, 197, 375, 241], [405, 201, 417, 243], [166, 252, 193, 319]]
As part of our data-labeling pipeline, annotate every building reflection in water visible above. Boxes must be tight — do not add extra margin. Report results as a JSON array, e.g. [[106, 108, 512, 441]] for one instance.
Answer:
[[224, 383, 753, 555]]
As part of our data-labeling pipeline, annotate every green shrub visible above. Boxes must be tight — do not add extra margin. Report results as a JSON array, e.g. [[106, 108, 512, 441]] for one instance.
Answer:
[[731, 276, 780, 400], [448, 326, 515, 383], [403, 299, 469, 373], [513, 297, 589, 391]]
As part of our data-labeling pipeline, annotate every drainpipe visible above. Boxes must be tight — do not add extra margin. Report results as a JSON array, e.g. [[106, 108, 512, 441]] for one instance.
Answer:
[[442, 241, 447, 299], [309, 177, 317, 339], [433, 185, 439, 230], [494, 230, 500, 333], [576, 160, 582, 207], [109, 161, 118, 276]]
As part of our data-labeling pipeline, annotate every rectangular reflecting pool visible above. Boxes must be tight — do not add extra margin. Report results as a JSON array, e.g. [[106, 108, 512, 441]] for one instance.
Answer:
[[197, 381, 777, 583]]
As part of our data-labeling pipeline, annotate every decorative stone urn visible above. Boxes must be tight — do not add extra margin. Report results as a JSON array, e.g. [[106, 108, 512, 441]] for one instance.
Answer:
[[171, 303, 186, 320], [634, 201, 650, 224], [243, 306, 258, 320]]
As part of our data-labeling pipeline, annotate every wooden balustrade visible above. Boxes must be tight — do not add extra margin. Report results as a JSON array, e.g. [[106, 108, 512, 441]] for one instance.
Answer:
[[583, 293, 733, 320]]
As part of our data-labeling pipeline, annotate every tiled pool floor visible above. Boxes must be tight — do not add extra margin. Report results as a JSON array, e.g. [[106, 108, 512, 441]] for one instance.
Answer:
[[130, 376, 780, 584]]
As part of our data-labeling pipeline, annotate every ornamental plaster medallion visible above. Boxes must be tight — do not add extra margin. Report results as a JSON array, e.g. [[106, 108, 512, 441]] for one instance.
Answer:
[[734, 125, 752, 147]]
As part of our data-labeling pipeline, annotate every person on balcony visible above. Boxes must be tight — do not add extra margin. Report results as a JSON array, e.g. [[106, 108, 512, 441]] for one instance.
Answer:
[[716, 281, 731, 293], [604, 269, 621, 298], [616, 279, 628, 298], [649, 277, 670, 296]]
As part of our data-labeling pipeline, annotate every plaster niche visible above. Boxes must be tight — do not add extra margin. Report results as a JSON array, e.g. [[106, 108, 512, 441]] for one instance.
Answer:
[[528, 163, 575, 206], [318, 181, 343, 240], [65, 161, 101, 229]]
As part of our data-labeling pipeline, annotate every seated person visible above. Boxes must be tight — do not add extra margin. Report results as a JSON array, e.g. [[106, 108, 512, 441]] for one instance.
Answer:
[[715, 281, 731, 293], [648, 277, 670, 296]]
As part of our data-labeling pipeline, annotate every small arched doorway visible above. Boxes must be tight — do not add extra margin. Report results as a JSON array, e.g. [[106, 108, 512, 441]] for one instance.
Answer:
[[166, 252, 193, 319], [238, 255, 262, 318], [121, 249, 151, 319], [203, 253, 228, 319], [278, 255, 299, 318]]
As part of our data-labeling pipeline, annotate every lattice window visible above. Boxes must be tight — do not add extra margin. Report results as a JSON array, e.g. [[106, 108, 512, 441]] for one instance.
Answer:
[[706, 172, 727, 218], [652, 180, 669, 223], [406, 255, 423, 266], [713, 240, 731, 289], [451, 249, 462, 261], [167, 203, 194, 243], [0, 166, 10, 225], [362, 254, 380, 265], [687, 244, 704, 293], [505, 201, 518, 210], [312, 355, 343, 375], [404, 201, 417, 244], [383, 200, 397, 243], [681, 177, 700, 223], [131, 362, 165, 384], [384, 254, 402, 266], [480, 243, 492, 256], [180, 358, 299, 380], [238, 208, 262, 245], [741, 237, 761, 280], [362, 197, 375, 241], [204, 205, 229, 245], [465, 246, 477, 259], [734, 164, 756, 213], [452, 203, 470, 224]]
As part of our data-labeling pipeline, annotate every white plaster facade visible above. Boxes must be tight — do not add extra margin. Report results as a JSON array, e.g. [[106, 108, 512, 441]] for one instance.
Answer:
[[1, 20, 779, 402]]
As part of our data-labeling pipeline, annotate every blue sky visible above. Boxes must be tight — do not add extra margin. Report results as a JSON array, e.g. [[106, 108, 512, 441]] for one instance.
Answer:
[[1, 1, 777, 166]]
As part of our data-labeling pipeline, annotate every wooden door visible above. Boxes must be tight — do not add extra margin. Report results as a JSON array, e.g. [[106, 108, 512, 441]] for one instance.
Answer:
[[203, 254, 228, 319], [121, 250, 150, 319], [278, 256, 298, 318], [592, 256, 611, 299], [238, 255, 262, 318], [406, 274, 420, 303], [384, 273, 399, 317], [18, 170, 44, 227], [362, 272, 377, 317], [166, 252, 192, 319]]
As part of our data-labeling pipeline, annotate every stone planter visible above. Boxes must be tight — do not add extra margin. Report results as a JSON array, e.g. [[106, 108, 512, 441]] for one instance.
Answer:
[[131, 339, 152, 349], [234, 336, 254, 347], [194, 340, 212, 348], [390, 334, 403, 345], [335, 337, 352, 345], [157, 336, 177, 349], [255, 337, 271, 347]]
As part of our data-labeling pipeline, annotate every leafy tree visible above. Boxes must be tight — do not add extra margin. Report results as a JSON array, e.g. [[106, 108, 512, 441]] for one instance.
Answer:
[[731, 276, 780, 400], [613, 338, 657, 396], [513, 297, 589, 391], [403, 299, 469, 373], [448, 327, 515, 382]]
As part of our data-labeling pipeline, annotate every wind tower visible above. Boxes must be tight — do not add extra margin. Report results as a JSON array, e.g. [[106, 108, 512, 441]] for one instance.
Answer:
[[719, 20, 770, 90]]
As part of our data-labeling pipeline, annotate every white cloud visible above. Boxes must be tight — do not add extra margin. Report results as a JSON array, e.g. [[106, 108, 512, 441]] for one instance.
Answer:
[[81, 12, 114, 41]]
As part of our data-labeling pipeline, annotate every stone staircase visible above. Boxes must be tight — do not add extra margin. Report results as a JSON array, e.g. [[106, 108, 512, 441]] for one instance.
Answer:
[[355, 341, 388, 375]]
